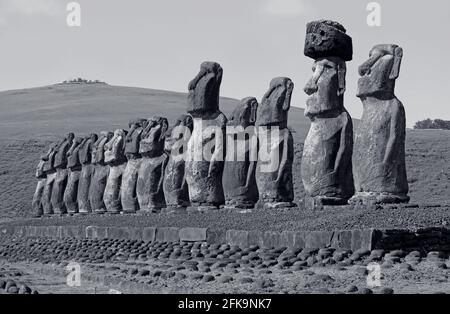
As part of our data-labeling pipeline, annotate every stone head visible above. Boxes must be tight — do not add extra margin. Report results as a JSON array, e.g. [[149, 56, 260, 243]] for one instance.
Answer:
[[165, 114, 193, 153], [89, 133, 98, 143], [66, 132, 75, 142], [128, 118, 147, 130], [257, 77, 293, 128], [229, 97, 258, 129], [357, 44, 403, 98], [187, 61, 223, 117], [140, 116, 169, 156], [303, 57, 346, 118]]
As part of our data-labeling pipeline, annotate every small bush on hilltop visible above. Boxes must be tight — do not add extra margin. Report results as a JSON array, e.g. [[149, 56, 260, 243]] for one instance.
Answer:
[[413, 119, 450, 130]]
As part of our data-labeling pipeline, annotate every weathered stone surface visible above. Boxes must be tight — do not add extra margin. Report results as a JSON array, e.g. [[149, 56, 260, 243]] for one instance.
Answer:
[[63, 137, 84, 214], [163, 115, 193, 209], [223, 97, 259, 209], [103, 129, 127, 213], [89, 164, 110, 214], [351, 44, 409, 205], [63, 168, 81, 214], [121, 158, 142, 213], [53, 133, 74, 169], [302, 38, 354, 205], [179, 228, 208, 242], [51, 168, 69, 215], [89, 131, 113, 213], [85, 225, 108, 239], [77, 164, 94, 214], [121, 119, 147, 213], [42, 172, 56, 215], [137, 116, 169, 212], [155, 227, 180, 243], [32, 179, 46, 217], [77, 134, 98, 214], [143, 227, 157, 242], [186, 62, 227, 209], [304, 20, 353, 61], [256, 77, 295, 208], [107, 227, 143, 240]]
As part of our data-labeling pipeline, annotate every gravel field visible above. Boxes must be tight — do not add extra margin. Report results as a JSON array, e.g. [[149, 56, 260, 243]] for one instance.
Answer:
[[2, 205, 449, 232]]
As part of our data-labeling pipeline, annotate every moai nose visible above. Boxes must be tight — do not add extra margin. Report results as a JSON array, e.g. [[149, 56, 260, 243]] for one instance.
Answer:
[[304, 80, 318, 95]]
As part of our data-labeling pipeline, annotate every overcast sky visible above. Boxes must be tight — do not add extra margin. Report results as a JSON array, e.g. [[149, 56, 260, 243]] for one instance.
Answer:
[[0, 0, 449, 126]]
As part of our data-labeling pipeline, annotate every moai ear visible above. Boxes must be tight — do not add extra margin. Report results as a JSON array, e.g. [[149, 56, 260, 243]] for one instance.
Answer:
[[250, 100, 258, 123], [337, 62, 346, 96], [282, 81, 294, 111], [159, 118, 169, 142], [389, 46, 403, 80]]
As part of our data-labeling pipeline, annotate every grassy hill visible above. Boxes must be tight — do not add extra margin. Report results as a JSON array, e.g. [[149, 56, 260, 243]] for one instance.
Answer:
[[0, 83, 449, 220], [0, 82, 310, 142]]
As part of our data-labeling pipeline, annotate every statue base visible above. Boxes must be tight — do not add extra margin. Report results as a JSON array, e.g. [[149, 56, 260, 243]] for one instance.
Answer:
[[256, 200, 296, 210], [305, 196, 349, 209], [160, 206, 187, 214], [187, 204, 221, 212], [349, 192, 410, 205]]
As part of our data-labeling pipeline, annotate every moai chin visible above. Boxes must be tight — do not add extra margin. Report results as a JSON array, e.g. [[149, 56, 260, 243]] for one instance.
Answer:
[[185, 61, 227, 211], [63, 136, 84, 215], [256, 77, 295, 209], [51, 133, 74, 215], [137, 116, 169, 212], [350, 44, 409, 205], [103, 129, 128, 214], [121, 118, 147, 213], [77, 133, 98, 214], [89, 131, 113, 214], [223, 97, 259, 210], [32, 144, 56, 217], [163, 114, 194, 212], [301, 20, 355, 206]]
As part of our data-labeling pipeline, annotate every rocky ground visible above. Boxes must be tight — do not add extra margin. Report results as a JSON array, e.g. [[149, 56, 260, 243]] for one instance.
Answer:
[[4, 204, 449, 233], [0, 235, 449, 294]]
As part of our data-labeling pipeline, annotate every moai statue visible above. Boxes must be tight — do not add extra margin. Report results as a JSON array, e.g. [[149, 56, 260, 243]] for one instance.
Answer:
[[137, 116, 169, 212], [163, 115, 194, 212], [89, 131, 113, 214], [185, 62, 227, 211], [41, 143, 58, 215], [103, 129, 128, 213], [223, 97, 259, 210], [32, 144, 55, 217], [77, 133, 98, 214], [121, 118, 147, 213], [63, 136, 84, 214], [301, 20, 355, 206], [51, 133, 74, 215], [350, 44, 409, 204], [256, 78, 295, 209]]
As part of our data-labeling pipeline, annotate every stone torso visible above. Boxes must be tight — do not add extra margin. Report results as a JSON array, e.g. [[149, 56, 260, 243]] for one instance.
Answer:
[[256, 127, 294, 202], [301, 110, 354, 198], [185, 113, 227, 205], [353, 97, 408, 194]]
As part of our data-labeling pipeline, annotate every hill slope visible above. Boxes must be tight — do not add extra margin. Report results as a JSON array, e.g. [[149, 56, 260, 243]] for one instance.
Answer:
[[0, 83, 311, 142]]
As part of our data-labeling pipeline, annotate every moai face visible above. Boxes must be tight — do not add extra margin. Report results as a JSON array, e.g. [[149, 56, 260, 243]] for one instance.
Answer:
[[357, 44, 403, 98], [304, 57, 346, 118], [140, 116, 168, 157], [67, 136, 84, 168], [187, 62, 223, 117], [229, 97, 258, 129], [92, 131, 113, 164], [257, 77, 293, 128], [165, 115, 193, 154], [105, 129, 127, 164]]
